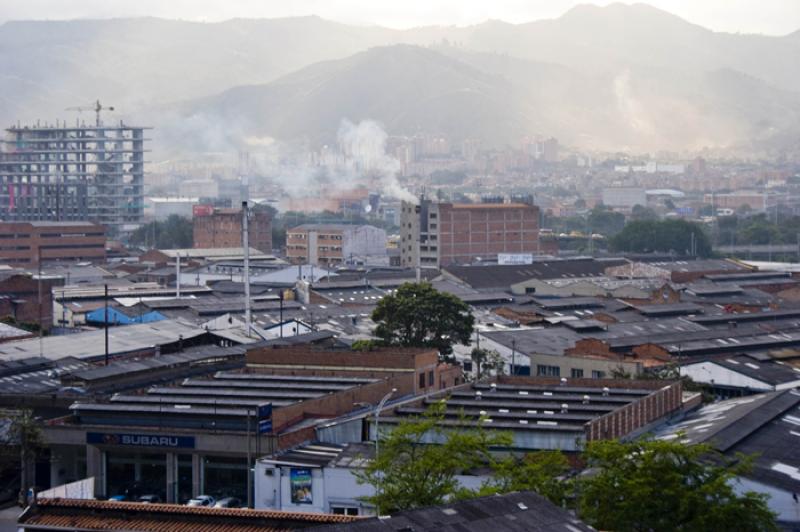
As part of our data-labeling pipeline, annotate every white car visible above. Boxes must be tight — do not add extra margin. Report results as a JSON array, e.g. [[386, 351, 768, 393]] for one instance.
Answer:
[[186, 495, 215, 507]]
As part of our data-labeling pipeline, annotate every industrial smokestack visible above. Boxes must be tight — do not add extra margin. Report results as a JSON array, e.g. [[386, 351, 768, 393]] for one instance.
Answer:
[[242, 200, 252, 337]]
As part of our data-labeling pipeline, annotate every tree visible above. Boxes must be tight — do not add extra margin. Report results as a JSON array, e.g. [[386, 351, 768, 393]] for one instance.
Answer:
[[630, 204, 658, 222], [588, 207, 626, 237], [470, 348, 505, 379], [354, 401, 511, 514], [577, 438, 777, 532], [9, 410, 43, 505], [610, 219, 712, 257], [372, 283, 474, 357], [129, 215, 193, 249], [470, 451, 572, 506]]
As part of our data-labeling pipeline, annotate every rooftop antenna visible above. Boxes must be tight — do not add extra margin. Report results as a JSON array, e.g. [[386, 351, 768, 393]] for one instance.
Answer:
[[65, 99, 115, 127]]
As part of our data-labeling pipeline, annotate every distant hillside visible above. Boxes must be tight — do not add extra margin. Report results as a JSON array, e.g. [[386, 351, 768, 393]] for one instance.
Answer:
[[0, 16, 393, 125], [161, 45, 800, 155], [1, 4, 799, 155]]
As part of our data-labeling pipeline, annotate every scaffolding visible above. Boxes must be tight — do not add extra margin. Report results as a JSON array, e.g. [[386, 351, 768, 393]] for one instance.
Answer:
[[0, 122, 150, 237]]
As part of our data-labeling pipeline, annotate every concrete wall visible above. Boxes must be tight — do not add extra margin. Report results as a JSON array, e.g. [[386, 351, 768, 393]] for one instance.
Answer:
[[342, 226, 387, 260]]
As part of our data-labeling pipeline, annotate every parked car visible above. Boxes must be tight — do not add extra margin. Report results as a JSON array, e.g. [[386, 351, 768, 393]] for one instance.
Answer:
[[186, 495, 215, 507], [138, 494, 161, 504], [214, 497, 241, 508], [107, 495, 126, 501]]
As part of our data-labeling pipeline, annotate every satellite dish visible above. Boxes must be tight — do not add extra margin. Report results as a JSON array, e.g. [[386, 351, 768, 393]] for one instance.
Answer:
[[364, 204, 373, 213]]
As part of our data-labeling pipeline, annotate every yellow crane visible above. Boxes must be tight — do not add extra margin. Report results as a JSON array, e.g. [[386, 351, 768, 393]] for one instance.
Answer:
[[65, 99, 115, 127]]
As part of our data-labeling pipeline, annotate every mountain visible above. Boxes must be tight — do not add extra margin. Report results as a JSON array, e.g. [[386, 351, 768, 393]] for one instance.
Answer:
[[161, 45, 800, 155], [0, 16, 394, 124], [156, 45, 534, 153], [1, 4, 799, 154]]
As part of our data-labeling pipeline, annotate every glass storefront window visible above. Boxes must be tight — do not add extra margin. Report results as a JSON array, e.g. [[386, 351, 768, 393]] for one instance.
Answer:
[[203, 456, 248, 501]]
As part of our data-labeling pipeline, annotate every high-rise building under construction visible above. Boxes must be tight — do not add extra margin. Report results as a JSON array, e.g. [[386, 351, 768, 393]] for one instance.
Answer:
[[0, 121, 148, 237]]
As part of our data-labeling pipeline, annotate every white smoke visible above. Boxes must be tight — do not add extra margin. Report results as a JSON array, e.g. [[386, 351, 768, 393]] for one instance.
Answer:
[[336, 119, 417, 203], [613, 69, 655, 138]]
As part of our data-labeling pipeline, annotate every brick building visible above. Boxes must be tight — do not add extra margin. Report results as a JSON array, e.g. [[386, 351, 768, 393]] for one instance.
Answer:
[[286, 224, 387, 266], [0, 221, 106, 266], [400, 198, 540, 268], [193, 206, 272, 253], [0, 273, 62, 330]]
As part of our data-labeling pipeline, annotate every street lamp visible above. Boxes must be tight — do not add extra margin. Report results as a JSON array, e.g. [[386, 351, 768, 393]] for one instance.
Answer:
[[374, 388, 396, 460]]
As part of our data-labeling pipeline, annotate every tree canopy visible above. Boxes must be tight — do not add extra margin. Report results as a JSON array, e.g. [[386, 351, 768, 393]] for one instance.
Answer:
[[355, 401, 510, 514], [371, 282, 474, 357], [610, 219, 712, 257], [129, 215, 193, 249], [577, 438, 777, 531]]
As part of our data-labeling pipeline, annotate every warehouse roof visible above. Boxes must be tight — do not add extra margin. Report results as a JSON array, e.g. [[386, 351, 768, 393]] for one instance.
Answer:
[[655, 390, 800, 494], [441, 259, 626, 290], [0, 320, 207, 362], [312, 491, 593, 531]]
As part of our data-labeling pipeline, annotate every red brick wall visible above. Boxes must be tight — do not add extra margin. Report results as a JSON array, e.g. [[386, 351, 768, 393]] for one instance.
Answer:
[[270, 374, 409, 434], [0, 222, 106, 265], [246, 345, 438, 371], [0, 274, 60, 330], [437, 203, 540, 266], [585, 381, 682, 440], [193, 210, 272, 253]]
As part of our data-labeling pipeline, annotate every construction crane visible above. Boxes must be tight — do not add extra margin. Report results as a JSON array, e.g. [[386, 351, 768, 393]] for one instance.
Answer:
[[65, 100, 115, 127]]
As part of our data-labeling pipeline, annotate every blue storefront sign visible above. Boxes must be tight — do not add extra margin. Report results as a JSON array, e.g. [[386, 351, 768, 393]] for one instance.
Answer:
[[87, 432, 195, 449], [257, 403, 273, 434]]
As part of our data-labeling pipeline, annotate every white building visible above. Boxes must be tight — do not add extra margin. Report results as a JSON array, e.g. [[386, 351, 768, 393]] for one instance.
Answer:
[[680, 354, 800, 396], [254, 442, 376, 516]]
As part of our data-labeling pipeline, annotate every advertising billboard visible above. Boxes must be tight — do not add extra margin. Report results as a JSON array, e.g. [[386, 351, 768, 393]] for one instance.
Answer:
[[290, 468, 313, 505]]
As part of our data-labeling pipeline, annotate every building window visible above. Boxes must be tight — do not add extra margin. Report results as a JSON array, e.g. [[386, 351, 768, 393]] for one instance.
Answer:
[[571, 368, 584, 378], [592, 370, 606, 379], [331, 507, 359, 516], [536, 365, 560, 377], [419, 373, 426, 389], [428, 370, 434, 386]]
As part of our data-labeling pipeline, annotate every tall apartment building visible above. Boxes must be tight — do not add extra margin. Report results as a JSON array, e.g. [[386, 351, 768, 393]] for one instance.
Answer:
[[0, 221, 106, 266], [193, 206, 272, 253], [0, 123, 147, 237], [286, 224, 387, 266], [400, 198, 540, 268]]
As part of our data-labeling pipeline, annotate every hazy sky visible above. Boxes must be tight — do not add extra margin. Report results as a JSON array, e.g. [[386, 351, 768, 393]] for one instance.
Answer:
[[1, 0, 798, 36]]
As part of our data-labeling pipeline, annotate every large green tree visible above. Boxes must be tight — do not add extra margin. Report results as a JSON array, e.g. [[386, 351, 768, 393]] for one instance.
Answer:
[[372, 282, 474, 357], [578, 438, 777, 531], [354, 401, 511, 514], [610, 219, 712, 257], [129, 214, 193, 249]]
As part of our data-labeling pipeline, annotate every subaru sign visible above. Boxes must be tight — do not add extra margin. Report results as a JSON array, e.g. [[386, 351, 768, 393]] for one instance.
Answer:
[[87, 432, 195, 449]]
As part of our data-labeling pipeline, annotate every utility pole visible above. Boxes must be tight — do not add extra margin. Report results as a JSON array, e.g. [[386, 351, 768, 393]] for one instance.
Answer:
[[246, 407, 252, 509], [242, 201, 252, 337], [37, 247, 43, 357], [175, 253, 181, 298], [104, 284, 109, 366]]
